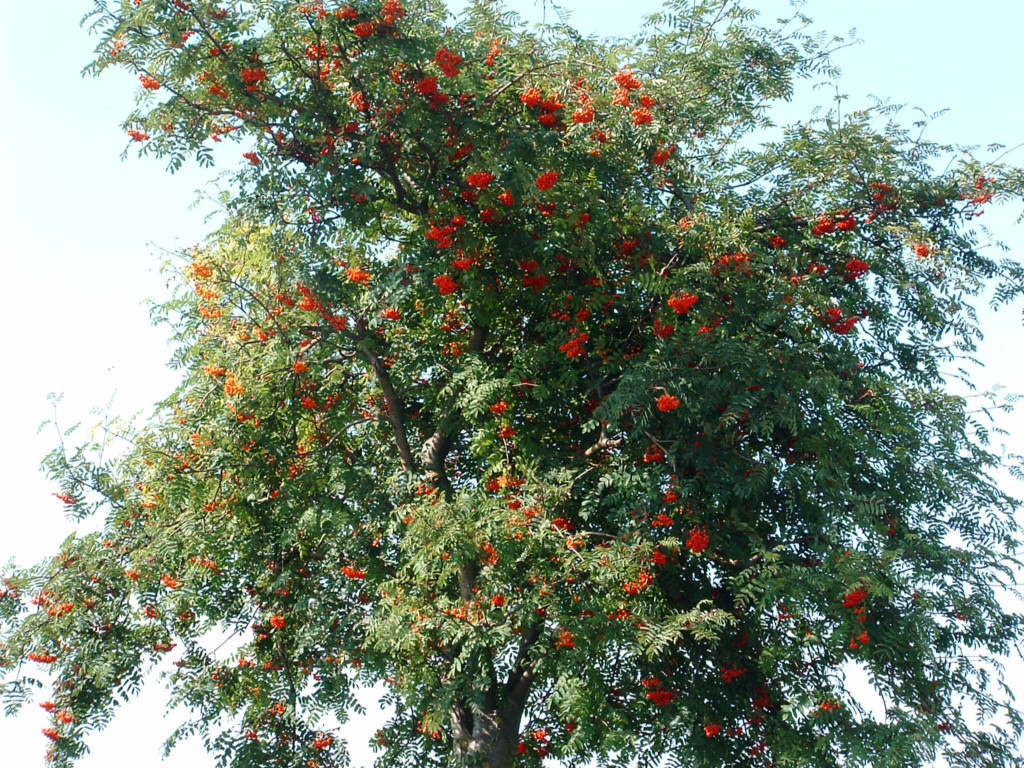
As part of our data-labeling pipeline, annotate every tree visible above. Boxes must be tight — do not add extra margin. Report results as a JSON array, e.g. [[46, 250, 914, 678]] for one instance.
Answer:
[[2, 1, 1024, 766]]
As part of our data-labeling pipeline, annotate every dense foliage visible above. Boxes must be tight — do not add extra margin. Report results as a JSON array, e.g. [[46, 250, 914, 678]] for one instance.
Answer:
[[3, 1, 1024, 767]]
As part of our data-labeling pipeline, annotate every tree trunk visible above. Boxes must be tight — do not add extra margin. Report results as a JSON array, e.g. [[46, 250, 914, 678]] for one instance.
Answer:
[[452, 625, 536, 767], [452, 702, 526, 768]]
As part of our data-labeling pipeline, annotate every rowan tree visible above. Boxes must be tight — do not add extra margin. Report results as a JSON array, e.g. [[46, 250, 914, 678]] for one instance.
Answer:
[[3, 1, 1024, 767]]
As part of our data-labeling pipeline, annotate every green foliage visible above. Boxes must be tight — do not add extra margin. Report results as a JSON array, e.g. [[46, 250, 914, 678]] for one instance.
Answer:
[[2, 1, 1024, 767]]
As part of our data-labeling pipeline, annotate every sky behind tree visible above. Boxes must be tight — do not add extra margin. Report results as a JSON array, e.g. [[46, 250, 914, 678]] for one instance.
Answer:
[[2, 1, 1022, 765]]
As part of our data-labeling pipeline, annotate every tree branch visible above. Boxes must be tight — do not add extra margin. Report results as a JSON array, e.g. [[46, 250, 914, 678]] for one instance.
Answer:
[[421, 324, 489, 492], [364, 347, 416, 474]]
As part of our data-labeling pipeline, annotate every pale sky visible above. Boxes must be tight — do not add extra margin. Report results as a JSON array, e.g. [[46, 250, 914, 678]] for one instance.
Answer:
[[2, 1, 1022, 766]]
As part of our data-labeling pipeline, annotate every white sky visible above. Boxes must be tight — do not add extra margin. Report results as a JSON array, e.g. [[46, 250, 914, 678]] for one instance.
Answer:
[[2, 1, 1022, 766]]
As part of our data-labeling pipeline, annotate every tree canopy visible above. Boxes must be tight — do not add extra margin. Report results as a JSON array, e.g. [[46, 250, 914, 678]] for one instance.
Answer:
[[3, 1, 1024, 767]]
